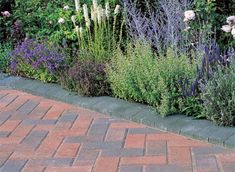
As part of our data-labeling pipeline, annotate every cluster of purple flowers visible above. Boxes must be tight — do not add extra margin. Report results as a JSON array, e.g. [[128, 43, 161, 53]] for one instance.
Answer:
[[123, 0, 190, 54], [10, 39, 64, 73], [180, 41, 235, 97]]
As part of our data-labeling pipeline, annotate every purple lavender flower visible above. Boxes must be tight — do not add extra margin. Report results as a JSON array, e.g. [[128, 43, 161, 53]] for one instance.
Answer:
[[10, 39, 64, 74], [123, 0, 192, 54], [180, 41, 235, 97]]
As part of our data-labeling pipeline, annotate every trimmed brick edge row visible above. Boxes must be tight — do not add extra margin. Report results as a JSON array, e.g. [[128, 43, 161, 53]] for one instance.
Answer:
[[0, 73, 235, 149]]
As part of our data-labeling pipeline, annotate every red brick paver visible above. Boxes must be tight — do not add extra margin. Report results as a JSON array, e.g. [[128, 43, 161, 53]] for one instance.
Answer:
[[0, 89, 234, 172]]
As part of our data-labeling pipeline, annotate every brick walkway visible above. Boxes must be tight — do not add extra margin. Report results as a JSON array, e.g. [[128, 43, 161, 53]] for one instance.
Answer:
[[0, 90, 234, 172]]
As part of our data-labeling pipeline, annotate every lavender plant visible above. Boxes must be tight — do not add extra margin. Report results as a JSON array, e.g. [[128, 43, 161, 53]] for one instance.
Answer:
[[179, 42, 235, 117], [123, 0, 192, 54], [180, 41, 234, 97], [202, 58, 235, 126], [10, 39, 64, 82]]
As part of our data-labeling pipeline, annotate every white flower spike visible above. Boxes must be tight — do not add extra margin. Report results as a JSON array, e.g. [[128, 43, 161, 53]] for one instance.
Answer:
[[75, 25, 79, 34], [75, 0, 81, 11], [83, 4, 89, 22], [97, 6, 102, 24], [71, 15, 76, 25], [93, 0, 98, 11], [79, 27, 83, 35], [114, 5, 121, 15], [105, 2, 110, 19]]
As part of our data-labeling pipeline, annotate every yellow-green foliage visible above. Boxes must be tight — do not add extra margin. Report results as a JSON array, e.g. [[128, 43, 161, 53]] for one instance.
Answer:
[[107, 42, 196, 116]]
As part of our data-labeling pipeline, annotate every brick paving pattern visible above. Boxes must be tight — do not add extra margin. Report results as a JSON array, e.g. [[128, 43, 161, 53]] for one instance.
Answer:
[[0, 89, 234, 172]]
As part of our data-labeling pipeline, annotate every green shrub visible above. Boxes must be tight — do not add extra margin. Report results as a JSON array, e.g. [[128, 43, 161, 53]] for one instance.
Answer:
[[11, 0, 118, 45], [13, 0, 74, 42], [107, 42, 196, 116], [202, 59, 235, 126], [0, 43, 12, 72]]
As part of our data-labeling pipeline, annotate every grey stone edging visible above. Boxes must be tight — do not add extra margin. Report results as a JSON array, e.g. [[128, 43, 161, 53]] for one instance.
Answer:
[[0, 73, 235, 149]]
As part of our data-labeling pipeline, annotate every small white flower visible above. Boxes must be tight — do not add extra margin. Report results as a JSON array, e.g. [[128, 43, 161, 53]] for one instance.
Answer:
[[86, 20, 91, 28], [75, 25, 79, 34], [75, 0, 81, 11], [79, 27, 83, 34], [184, 10, 195, 22], [226, 16, 235, 26], [114, 5, 121, 15], [183, 26, 191, 32], [221, 25, 232, 33], [63, 5, 70, 10], [1, 11, 11, 17], [58, 18, 65, 24]]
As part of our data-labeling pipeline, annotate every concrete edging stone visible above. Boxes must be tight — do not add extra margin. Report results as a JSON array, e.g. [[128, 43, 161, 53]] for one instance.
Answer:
[[0, 73, 234, 149]]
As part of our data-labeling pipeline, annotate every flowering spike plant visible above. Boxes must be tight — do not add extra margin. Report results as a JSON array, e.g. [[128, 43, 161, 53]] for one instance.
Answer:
[[67, 0, 125, 61], [105, 2, 110, 19], [75, 0, 81, 11], [180, 41, 235, 98]]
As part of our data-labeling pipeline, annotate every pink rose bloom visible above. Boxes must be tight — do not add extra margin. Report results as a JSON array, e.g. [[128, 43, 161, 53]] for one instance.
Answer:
[[1, 11, 11, 17], [221, 25, 232, 33], [184, 10, 195, 22], [226, 16, 235, 26]]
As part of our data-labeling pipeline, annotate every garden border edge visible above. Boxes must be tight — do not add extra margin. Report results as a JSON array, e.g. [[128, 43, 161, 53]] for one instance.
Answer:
[[0, 73, 235, 149]]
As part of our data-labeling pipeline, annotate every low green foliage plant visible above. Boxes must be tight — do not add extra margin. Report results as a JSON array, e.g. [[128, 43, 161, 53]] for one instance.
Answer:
[[107, 42, 197, 116]]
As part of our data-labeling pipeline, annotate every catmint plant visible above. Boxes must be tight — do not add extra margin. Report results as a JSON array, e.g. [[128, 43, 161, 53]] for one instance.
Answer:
[[10, 39, 64, 82]]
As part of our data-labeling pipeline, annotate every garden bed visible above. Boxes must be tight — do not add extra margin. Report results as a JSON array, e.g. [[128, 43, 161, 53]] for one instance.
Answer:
[[1, 0, 235, 150]]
